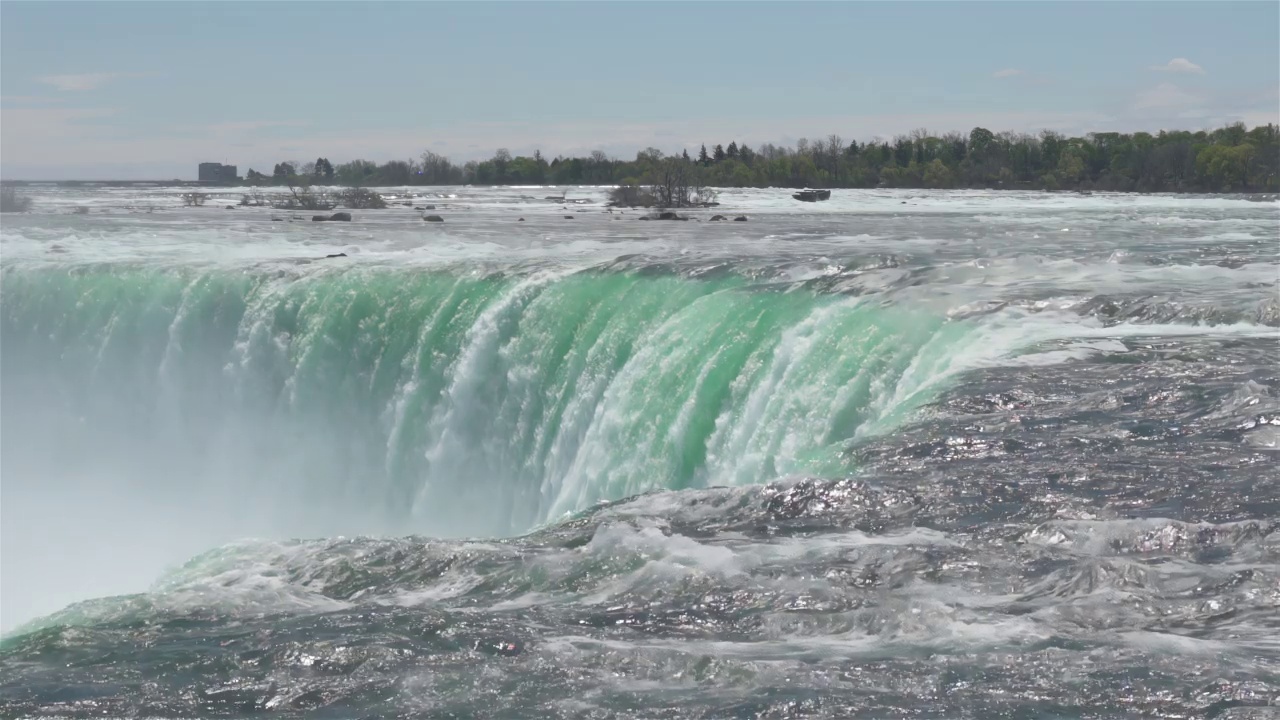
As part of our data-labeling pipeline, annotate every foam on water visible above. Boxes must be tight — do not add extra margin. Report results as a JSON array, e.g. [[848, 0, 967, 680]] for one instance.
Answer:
[[1, 185, 1277, 717]]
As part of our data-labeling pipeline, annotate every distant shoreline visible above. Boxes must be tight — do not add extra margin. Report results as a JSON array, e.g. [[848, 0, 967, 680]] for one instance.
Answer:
[[1, 180, 1276, 200], [3, 123, 1277, 195]]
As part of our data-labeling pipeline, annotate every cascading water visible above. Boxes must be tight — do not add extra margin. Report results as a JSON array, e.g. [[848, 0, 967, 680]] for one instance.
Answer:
[[2, 265, 968, 539], [2, 186, 1276, 718]]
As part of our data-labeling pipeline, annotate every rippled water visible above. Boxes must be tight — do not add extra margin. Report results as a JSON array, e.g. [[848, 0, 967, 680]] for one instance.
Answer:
[[1, 186, 1277, 717]]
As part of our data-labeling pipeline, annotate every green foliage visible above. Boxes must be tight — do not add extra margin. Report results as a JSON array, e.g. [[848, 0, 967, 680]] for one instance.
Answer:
[[313, 158, 335, 181], [1196, 144, 1257, 191], [238, 123, 1277, 193], [923, 159, 955, 188]]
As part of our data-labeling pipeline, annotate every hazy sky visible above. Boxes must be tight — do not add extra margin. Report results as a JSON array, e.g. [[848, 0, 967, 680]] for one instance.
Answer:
[[2, 1, 1277, 180]]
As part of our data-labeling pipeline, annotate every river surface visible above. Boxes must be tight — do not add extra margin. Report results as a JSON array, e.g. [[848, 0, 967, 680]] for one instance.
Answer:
[[1, 185, 1277, 718]]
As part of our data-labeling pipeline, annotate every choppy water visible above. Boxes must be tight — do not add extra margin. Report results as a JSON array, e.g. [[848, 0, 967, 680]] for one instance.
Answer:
[[1, 186, 1277, 718]]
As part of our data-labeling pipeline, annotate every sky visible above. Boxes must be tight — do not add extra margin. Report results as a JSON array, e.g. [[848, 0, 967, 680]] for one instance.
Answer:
[[2, 1, 1277, 180]]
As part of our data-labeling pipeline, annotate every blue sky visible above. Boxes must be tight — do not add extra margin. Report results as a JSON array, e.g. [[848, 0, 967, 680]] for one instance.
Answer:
[[2, 1, 1277, 179]]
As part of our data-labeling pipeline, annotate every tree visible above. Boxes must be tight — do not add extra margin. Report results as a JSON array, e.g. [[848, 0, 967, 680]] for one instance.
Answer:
[[379, 160, 413, 185], [644, 156, 715, 208], [923, 158, 954, 188], [335, 160, 377, 186], [491, 148, 512, 182], [1197, 143, 1255, 190], [239, 121, 1274, 193], [339, 187, 387, 209], [313, 158, 334, 181], [636, 147, 664, 164], [825, 135, 843, 183], [969, 127, 995, 156], [419, 151, 458, 184], [1057, 148, 1086, 183]]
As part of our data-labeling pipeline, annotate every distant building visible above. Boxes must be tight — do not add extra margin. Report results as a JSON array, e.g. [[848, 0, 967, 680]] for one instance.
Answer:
[[198, 162, 238, 184]]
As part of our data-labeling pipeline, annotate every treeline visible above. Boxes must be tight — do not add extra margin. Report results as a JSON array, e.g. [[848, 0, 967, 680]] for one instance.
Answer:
[[244, 123, 1279, 192]]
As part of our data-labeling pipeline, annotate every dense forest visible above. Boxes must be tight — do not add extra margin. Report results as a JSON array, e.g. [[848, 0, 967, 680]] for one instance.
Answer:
[[245, 123, 1279, 193]]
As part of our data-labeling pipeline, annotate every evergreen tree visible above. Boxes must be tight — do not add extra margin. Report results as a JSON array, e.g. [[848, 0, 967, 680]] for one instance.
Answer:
[[256, 122, 1277, 192]]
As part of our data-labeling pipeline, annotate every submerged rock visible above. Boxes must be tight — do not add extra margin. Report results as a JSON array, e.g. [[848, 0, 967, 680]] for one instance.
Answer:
[[324, 252, 348, 259], [424, 215, 444, 222], [734, 215, 748, 221], [313, 212, 352, 222], [1256, 296, 1280, 327], [710, 215, 726, 221]]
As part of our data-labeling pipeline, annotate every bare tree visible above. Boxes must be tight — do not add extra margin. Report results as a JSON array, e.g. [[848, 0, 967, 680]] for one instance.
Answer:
[[827, 134, 844, 184], [273, 179, 336, 210], [644, 157, 716, 208], [419, 150, 457, 184], [239, 190, 268, 206], [339, 187, 387, 209]]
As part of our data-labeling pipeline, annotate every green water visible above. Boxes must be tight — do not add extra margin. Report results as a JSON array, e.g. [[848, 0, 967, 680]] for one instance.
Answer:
[[2, 265, 965, 536]]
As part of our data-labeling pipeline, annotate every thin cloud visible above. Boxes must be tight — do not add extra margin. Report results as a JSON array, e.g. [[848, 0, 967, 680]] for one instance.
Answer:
[[1133, 83, 1202, 111], [205, 120, 310, 135], [37, 72, 151, 91], [993, 69, 1024, 78], [1150, 58, 1205, 75], [1, 95, 67, 105]]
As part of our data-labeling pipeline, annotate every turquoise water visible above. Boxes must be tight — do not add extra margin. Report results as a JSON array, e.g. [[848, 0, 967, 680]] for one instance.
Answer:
[[2, 265, 962, 538]]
